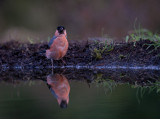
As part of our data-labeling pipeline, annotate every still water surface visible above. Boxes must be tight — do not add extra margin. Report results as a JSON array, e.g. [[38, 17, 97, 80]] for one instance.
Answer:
[[0, 70, 160, 119]]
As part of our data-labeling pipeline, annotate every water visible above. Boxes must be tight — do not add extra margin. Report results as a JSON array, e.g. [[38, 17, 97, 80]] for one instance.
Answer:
[[0, 69, 160, 119]]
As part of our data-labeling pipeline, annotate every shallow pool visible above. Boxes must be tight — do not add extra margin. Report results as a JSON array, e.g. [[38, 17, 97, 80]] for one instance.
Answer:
[[0, 69, 160, 119]]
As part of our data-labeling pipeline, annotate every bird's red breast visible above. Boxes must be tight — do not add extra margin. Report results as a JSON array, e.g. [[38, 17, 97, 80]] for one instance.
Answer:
[[46, 34, 68, 60], [47, 74, 70, 104]]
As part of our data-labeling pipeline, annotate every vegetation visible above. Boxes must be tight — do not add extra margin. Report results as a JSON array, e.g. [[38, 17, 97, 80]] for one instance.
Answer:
[[90, 23, 160, 60], [92, 40, 114, 59], [28, 37, 35, 44], [125, 23, 160, 49], [119, 54, 126, 60], [94, 73, 160, 98], [94, 73, 118, 93], [130, 81, 160, 103]]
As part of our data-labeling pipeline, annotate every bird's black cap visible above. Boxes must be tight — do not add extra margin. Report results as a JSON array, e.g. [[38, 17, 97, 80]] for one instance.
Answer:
[[60, 100, 68, 109], [57, 26, 65, 34]]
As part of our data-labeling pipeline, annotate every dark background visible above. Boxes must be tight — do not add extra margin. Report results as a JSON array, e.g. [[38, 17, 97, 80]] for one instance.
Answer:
[[0, 0, 160, 42]]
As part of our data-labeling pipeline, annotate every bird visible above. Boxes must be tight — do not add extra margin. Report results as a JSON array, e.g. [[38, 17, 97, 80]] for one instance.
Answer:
[[46, 26, 68, 69], [46, 73, 70, 109]]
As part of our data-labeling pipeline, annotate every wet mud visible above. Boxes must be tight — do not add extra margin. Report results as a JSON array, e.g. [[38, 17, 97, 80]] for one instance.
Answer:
[[0, 68, 160, 87], [0, 39, 160, 70], [0, 39, 160, 86]]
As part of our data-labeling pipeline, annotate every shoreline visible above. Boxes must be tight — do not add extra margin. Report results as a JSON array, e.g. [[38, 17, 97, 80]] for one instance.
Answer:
[[0, 39, 160, 69]]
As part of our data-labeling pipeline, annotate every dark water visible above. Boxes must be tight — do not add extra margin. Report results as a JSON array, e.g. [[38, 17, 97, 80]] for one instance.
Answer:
[[0, 69, 160, 119]]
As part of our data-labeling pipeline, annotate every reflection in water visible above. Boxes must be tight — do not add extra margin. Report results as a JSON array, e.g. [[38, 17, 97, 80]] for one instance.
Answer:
[[1, 70, 160, 119], [46, 73, 70, 108]]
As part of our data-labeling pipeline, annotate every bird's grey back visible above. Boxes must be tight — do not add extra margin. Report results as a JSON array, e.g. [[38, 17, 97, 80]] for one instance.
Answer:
[[48, 36, 57, 47]]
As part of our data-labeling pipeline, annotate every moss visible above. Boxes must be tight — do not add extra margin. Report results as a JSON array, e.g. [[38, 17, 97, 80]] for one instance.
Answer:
[[119, 54, 126, 60], [92, 41, 114, 59]]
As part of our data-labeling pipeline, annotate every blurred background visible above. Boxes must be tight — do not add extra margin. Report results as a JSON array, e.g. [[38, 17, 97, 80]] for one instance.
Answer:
[[0, 0, 160, 43]]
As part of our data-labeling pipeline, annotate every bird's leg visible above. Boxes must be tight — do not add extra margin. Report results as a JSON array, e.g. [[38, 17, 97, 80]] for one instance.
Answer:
[[61, 58, 66, 65], [51, 59, 54, 74]]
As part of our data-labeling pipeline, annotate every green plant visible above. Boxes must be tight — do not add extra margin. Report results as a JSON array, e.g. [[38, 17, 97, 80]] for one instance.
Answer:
[[120, 72, 127, 78], [119, 54, 126, 60], [144, 34, 160, 53], [125, 20, 160, 46], [28, 37, 34, 44], [94, 77, 117, 93], [150, 81, 160, 93], [92, 41, 114, 59], [131, 81, 160, 103], [125, 35, 129, 43], [128, 21, 143, 43], [93, 48, 103, 59]]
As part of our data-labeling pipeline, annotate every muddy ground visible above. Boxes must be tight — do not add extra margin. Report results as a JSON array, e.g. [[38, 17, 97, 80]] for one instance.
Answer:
[[0, 68, 160, 87], [0, 39, 160, 69], [0, 39, 160, 85]]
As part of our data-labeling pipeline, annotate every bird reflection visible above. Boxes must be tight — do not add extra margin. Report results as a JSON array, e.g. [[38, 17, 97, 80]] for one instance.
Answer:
[[46, 73, 70, 108]]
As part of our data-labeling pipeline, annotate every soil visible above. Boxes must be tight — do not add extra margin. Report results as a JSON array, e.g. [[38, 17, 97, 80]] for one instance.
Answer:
[[0, 39, 160, 70], [0, 68, 160, 86], [0, 39, 160, 85]]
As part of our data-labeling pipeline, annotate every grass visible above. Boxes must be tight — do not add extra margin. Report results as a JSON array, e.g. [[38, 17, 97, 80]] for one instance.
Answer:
[[144, 34, 160, 53], [125, 27, 160, 53], [28, 37, 34, 44], [126, 28, 160, 53], [94, 73, 160, 97], [133, 81, 160, 93], [92, 40, 114, 59], [92, 24, 160, 59], [119, 54, 126, 60], [94, 74, 160, 102], [128, 29, 160, 42], [94, 73, 117, 93], [90, 29, 114, 59], [131, 81, 160, 103], [125, 21, 160, 48]]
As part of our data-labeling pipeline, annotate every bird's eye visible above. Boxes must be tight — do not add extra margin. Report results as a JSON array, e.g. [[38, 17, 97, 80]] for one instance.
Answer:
[[60, 27, 63, 31], [57, 26, 65, 34]]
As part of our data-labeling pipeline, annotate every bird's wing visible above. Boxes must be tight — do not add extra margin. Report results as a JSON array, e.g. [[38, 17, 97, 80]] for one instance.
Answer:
[[50, 88, 58, 98], [48, 36, 57, 47]]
